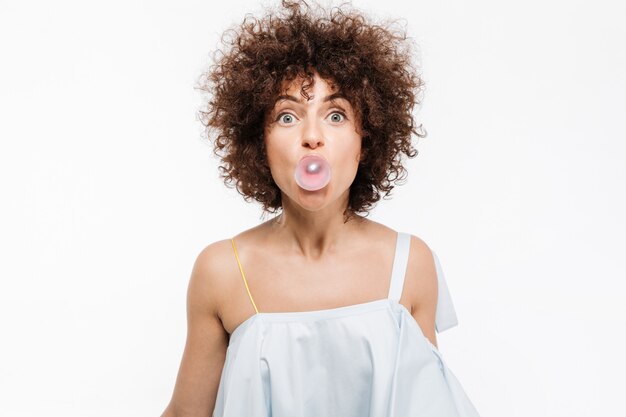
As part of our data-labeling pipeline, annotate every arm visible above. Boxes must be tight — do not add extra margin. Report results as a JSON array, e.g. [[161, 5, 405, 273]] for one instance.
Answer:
[[161, 243, 230, 417], [406, 235, 439, 349]]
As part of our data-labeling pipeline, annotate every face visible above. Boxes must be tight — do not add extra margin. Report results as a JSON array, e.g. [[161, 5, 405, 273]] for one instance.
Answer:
[[263, 71, 362, 211]]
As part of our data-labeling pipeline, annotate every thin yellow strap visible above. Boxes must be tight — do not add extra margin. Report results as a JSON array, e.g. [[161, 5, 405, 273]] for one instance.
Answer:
[[230, 238, 259, 314]]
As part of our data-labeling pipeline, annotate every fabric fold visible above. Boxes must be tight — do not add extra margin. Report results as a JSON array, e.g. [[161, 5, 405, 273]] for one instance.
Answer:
[[213, 302, 480, 417], [389, 302, 480, 417], [432, 249, 459, 333]]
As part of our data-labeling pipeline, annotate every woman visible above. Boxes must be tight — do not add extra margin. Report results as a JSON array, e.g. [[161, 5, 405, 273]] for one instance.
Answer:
[[161, 1, 480, 416]]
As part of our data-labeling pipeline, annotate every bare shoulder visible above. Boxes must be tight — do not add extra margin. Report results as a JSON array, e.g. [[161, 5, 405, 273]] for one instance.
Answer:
[[190, 239, 238, 318], [403, 234, 439, 348], [194, 239, 236, 282], [407, 234, 437, 280]]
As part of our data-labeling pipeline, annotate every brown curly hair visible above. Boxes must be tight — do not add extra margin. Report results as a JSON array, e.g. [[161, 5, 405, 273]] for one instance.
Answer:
[[196, 0, 426, 222]]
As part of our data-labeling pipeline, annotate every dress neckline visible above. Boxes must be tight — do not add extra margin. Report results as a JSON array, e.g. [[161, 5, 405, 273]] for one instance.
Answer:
[[227, 232, 414, 342], [229, 298, 409, 342]]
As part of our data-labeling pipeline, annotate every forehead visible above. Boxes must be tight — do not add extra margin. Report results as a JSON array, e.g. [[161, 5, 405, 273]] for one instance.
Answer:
[[274, 91, 349, 106], [273, 76, 350, 107], [282, 73, 337, 91]]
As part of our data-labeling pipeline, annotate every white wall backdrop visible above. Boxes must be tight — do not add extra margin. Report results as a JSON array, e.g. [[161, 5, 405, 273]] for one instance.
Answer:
[[1, 0, 624, 416]]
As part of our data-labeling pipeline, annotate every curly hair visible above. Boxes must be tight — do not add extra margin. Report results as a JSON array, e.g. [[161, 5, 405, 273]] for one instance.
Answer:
[[196, 0, 426, 222]]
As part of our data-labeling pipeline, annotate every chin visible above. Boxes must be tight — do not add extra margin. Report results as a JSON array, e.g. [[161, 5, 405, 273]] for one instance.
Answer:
[[295, 185, 332, 207]]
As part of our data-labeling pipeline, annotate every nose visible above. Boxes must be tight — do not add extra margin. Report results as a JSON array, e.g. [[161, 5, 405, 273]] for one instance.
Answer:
[[301, 118, 325, 149]]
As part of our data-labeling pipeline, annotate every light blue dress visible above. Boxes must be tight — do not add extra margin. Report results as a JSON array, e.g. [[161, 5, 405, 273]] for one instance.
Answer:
[[213, 231, 481, 416]]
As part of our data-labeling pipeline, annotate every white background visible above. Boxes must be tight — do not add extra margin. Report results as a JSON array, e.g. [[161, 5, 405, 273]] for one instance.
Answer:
[[1, 0, 625, 416]]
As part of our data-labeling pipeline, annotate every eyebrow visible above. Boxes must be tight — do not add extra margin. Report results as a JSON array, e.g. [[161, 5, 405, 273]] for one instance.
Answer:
[[275, 92, 348, 105]]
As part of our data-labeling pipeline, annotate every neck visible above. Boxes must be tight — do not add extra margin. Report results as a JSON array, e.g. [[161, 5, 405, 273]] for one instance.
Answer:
[[269, 192, 364, 261]]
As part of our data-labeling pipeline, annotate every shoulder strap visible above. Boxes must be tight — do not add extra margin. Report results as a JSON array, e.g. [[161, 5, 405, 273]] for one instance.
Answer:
[[388, 232, 459, 333], [388, 232, 411, 302], [230, 238, 259, 314]]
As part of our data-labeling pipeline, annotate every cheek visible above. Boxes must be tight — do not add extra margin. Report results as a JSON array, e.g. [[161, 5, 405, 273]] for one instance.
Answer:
[[348, 136, 363, 164], [264, 136, 280, 167], [264, 140, 292, 186], [335, 139, 362, 180]]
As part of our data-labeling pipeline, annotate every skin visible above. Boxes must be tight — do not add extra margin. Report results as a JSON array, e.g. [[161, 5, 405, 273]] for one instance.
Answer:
[[160, 71, 440, 417]]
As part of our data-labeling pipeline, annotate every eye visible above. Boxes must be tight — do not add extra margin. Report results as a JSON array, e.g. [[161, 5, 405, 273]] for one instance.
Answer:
[[328, 111, 347, 123], [274, 111, 348, 125], [276, 112, 296, 124]]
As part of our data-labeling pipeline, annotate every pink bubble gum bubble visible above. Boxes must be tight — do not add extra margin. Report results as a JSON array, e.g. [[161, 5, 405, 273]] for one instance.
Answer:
[[294, 154, 331, 191]]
